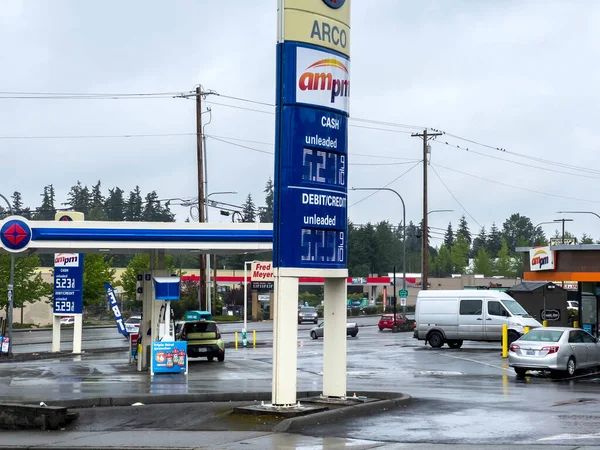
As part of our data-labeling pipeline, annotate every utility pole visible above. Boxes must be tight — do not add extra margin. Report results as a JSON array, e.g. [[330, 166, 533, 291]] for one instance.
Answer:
[[412, 129, 442, 291], [196, 86, 207, 310]]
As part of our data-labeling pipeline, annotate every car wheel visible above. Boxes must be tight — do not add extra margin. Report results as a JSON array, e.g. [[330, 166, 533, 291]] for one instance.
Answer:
[[378, 327, 383, 331], [311, 331, 318, 340], [514, 367, 528, 377], [448, 340, 463, 349], [207, 355, 214, 362], [428, 331, 444, 349], [351, 332, 357, 337], [314, 320, 318, 324], [566, 357, 576, 377], [507, 331, 520, 345], [217, 352, 225, 362]]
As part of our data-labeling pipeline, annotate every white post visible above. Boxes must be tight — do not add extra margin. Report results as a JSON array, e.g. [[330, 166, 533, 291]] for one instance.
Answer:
[[323, 277, 348, 397], [243, 261, 248, 331], [206, 254, 212, 313], [51, 315, 61, 352], [272, 270, 298, 405], [72, 314, 83, 354]]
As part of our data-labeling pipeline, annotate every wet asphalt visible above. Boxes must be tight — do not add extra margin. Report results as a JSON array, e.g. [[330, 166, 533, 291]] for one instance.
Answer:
[[2, 322, 600, 446]]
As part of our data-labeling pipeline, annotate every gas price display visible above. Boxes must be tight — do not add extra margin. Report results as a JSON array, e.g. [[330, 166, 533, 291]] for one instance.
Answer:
[[302, 148, 345, 187], [301, 229, 345, 263], [53, 253, 84, 315]]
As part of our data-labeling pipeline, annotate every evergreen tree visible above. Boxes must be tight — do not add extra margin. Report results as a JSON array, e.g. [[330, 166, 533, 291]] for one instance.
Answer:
[[142, 191, 161, 221], [494, 239, 516, 277], [457, 215, 471, 245], [486, 222, 502, 257], [66, 181, 90, 212], [443, 222, 454, 248], [105, 187, 126, 221], [471, 226, 486, 258], [450, 234, 469, 274], [434, 245, 453, 277], [259, 178, 274, 222], [242, 194, 257, 223], [581, 233, 594, 244], [11, 191, 31, 218], [473, 247, 493, 276], [88, 180, 106, 220], [35, 185, 56, 220], [125, 186, 143, 221]]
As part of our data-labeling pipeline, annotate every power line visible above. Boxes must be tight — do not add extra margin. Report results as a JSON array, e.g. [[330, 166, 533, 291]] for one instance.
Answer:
[[432, 162, 600, 205], [430, 128, 600, 176], [432, 140, 600, 180], [0, 132, 195, 140], [207, 136, 273, 155], [430, 165, 482, 228], [350, 161, 421, 207]]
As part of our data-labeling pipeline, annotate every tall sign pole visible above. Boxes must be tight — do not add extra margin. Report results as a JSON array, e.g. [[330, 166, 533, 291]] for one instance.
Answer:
[[273, 0, 351, 405]]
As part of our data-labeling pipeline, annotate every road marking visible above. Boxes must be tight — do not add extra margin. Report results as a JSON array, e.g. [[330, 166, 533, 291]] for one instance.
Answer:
[[440, 353, 512, 372], [539, 432, 600, 441]]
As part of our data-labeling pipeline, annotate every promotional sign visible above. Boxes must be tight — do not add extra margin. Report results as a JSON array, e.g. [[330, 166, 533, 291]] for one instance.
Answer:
[[151, 341, 187, 374], [540, 309, 561, 321], [53, 253, 84, 314], [104, 282, 128, 338], [550, 237, 576, 246], [529, 247, 555, 272], [153, 277, 181, 300]]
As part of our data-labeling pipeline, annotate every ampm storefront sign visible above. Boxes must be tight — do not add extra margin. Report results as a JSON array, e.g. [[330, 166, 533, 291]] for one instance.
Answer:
[[274, 0, 351, 269]]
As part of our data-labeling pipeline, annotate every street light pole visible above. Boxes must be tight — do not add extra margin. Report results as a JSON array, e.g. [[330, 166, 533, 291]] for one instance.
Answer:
[[532, 221, 556, 246], [352, 187, 406, 319], [203, 191, 237, 314], [0, 193, 14, 356], [557, 211, 600, 221]]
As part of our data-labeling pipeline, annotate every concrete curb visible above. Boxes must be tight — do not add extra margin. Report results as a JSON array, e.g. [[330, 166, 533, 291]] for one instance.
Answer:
[[31, 390, 412, 433], [272, 392, 413, 432], [0, 347, 129, 363]]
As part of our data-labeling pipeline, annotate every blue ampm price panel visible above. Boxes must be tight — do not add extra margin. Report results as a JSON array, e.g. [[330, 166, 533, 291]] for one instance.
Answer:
[[53, 253, 84, 315], [274, 42, 350, 269]]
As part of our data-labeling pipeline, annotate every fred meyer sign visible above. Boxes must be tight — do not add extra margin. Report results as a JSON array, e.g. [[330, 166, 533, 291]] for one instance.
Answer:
[[529, 247, 555, 271], [251, 262, 274, 290], [274, 0, 350, 269]]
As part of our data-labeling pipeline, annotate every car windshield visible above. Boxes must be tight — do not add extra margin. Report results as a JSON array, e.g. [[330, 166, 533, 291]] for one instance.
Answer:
[[126, 317, 141, 324], [186, 322, 217, 333], [381, 315, 393, 319], [502, 299, 530, 317], [300, 308, 315, 313], [570, 301, 579, 307], [519, 329, 563, 342]]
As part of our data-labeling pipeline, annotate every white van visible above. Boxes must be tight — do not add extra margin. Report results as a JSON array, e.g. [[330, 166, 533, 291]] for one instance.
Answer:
[[414, 290, 542, 348]]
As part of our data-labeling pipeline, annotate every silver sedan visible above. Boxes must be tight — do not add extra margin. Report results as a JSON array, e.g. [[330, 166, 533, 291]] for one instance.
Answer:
[[310, 321, 359, 339], [508, 327, 600, 377]]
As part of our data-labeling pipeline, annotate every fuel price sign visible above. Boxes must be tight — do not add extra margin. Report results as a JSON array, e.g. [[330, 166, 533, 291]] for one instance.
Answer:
[[53, 253, 84, 315]]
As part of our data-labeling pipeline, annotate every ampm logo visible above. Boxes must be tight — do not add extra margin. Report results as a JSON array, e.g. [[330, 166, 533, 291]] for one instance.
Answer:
[[323, 0, 346, 9], [531, 249, 550, 269], [298, 58, 350, 104], [55, 253, 80, 267]]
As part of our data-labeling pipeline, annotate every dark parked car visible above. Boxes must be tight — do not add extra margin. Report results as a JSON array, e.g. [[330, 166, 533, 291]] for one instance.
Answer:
[[298, 306, 318, 324]]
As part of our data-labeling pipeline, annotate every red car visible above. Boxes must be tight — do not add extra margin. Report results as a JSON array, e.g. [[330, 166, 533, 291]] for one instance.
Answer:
[[378, 314, 404, 331]]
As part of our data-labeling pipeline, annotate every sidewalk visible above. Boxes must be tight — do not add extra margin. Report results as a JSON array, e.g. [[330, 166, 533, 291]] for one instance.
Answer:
[[1, 431, 598, 449]]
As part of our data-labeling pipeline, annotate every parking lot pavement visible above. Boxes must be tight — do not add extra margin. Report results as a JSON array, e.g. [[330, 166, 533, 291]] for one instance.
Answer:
[[2, 327, 600, 446]]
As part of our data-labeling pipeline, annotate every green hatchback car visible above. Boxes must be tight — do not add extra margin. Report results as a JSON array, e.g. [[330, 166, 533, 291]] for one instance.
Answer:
[[179, 320, 225, 362]]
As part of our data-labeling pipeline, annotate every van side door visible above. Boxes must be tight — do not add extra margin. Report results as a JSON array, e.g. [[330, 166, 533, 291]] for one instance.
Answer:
[[485, 300, 510, 341], [458, 299, 484, 340]]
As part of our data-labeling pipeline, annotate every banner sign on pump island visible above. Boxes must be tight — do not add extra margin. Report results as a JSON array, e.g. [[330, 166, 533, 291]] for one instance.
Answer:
[[274, 0, 351, 269]]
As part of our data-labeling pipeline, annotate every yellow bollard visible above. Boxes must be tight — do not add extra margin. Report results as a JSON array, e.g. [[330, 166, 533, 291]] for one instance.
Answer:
[[542, 320, 548, 327], [235, 332, 238, 349], [253, 329, 256, 347], [574, 321, 579, 328], [524, 326, 530, 334], [501, 324, 508, 358]]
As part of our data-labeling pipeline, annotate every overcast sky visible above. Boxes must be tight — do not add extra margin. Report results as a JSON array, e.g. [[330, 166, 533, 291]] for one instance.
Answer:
[[1, 0, 599, 246]]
